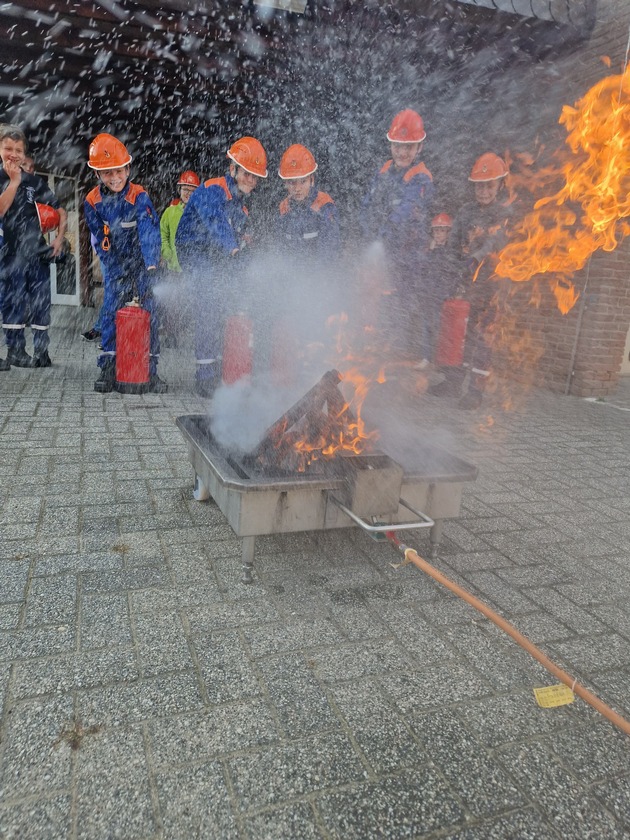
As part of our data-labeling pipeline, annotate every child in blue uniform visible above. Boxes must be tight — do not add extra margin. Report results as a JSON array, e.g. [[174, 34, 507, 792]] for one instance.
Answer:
[[0, 124, 67, 368], [83, 132, 166, 393], [176, 136, 268, 398], [361, 109, 434, 359], [276, 144, 340, 259]]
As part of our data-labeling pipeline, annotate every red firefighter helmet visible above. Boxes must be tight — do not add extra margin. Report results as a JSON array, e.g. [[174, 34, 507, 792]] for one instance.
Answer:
[[278, 144, 318, 180], [227, 137, 268, 178], [177, 170, 200, 187], [469, 152, 508, 182], [36, 203, 60, 234], [431, 212, 453, 228], [87, 133, 132, 170], [387, 109, 426, 143]]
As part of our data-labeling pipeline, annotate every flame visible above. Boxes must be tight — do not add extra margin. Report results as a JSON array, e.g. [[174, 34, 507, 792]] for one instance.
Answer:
[[275, 308, 439, 471], [494, 65, 630, 313], [326, 312, 350, 355], [290, 365, 380, 470]]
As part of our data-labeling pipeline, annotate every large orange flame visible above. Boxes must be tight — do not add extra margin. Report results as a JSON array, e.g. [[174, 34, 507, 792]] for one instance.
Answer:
[[495, 65, 630, 313], [290, 365, 381, 470]]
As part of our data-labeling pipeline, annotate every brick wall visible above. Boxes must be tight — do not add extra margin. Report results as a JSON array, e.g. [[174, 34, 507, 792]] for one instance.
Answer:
[[570, 242, 630, 395], [491, 238, 630, 397]]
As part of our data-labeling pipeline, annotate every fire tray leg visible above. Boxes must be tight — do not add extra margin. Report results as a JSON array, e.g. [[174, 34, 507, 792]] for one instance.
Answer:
[[430, 520, 444, 560], [193, 474, 210, 502], [242, 536, 255, 585]]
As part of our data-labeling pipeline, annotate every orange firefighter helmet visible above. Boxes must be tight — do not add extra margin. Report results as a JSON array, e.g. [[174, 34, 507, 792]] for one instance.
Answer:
[[87, 133, 132, 170], [387, 109, 426, 144], [227, 137, 268, 178], [278, 144, 318, 180], [431, 212, 453, 228], [177, 170, 200, 187], [35, 203, 60, 234], [469, 152, 508, 182]]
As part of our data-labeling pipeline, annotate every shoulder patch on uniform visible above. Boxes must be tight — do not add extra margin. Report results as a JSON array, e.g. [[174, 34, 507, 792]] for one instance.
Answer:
[[403, 162, 433, 183], [85, 186, 102, 208], [125, 182, 146, 205], [311, 192, 334, 213], [279, 197, 290, 216], [204, 176, 232, 201], [380, 160, 394, 174]]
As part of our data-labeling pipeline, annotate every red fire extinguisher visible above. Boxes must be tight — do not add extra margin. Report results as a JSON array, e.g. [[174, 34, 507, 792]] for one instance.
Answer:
[[115, 298, 150, 393], [222, 313, 253, 384], [435, 299, 470, 367]]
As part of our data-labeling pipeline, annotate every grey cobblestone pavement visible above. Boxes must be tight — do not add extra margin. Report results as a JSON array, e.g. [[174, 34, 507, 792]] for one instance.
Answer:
[[1, 308, 630, 839]]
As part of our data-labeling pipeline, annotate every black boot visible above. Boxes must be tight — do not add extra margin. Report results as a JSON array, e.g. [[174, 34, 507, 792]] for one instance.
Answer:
[[0, 357, 10, 371], [94, 362, 116, 393], [6, 347, 32, 367], [31, 350, 52, 368], [148, 373, 168, 394], [458, 388, 483, 410], [458, 373, 486, 410], [428, 366, 466, 398]]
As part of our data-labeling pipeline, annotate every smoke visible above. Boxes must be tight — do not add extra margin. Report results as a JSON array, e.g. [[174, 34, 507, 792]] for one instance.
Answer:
[[210, 375, 304, 454], [206, 247, 363, 452], [203, 239, 463, 462]]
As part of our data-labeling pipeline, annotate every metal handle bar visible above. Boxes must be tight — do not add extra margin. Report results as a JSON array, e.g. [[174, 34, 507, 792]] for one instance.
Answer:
[[329, 495, 434, 533]]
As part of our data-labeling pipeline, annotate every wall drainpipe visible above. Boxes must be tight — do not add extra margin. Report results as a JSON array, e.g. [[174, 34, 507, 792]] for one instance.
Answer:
[[564, 257, 592, 396]]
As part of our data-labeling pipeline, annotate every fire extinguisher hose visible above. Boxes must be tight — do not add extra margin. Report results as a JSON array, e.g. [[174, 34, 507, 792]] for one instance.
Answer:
[[385, 531, 630, 737]]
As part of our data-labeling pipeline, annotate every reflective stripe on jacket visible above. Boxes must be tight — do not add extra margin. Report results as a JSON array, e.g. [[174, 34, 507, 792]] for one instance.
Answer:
[[276, 188, 340, 256]]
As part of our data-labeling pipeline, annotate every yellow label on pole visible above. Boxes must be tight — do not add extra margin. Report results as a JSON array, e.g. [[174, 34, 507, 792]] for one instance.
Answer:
[[534, 684, 575, 708]]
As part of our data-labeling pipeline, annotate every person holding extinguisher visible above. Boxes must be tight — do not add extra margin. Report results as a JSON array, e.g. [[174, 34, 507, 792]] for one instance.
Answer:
[[360, 109, 434, 362], [429, 152, 512, 409], [84, 132, 166, 394], [0, 124, 67, 369], [176, 136, 268, 399]]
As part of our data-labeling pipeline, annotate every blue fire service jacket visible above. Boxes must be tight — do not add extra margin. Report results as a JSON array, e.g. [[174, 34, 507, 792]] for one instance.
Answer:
[[361, 159, 434, 262], [175, 174, 248, 272], [83, 181, 161, 284], [276, 187, 340, 258], [0, 170, 61, 268]]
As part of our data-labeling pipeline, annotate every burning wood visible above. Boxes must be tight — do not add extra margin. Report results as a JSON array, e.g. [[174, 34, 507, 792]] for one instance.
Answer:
[[248, 367, 377, 473]]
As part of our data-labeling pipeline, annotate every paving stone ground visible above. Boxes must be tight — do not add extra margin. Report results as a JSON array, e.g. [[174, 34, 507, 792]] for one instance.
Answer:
[[1, 307, 630, 839]]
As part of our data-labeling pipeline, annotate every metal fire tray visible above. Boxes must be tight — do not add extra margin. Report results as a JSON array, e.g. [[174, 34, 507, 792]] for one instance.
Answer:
[[176, 414, 478, 582]]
